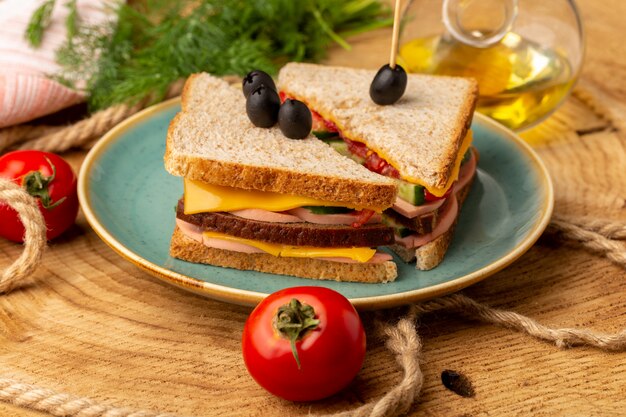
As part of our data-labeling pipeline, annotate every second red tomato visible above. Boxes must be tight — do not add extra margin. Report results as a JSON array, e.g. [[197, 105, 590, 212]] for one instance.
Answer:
[[0, 150, 78, 242]]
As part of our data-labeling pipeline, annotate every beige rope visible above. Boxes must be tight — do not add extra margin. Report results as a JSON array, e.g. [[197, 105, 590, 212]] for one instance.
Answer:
[[548, 215, 626, 268], [0, 80, 186, 154], [0, 178, 46, 294], [415, 294, 626, 350], [556, 216, 626, 239], [0, 105, 138, 153], [17, 103, 144, 153], [0, 125, 64, 153], [0, 378, 182, 417], [318, 282, 626, 417], [316, 308, 423, 417]]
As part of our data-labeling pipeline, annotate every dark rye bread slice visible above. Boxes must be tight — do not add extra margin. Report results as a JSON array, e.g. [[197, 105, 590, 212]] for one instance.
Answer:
[[164, 73, 397, 212], [278, 62, 478, 191], [170, 227, 398, 283], [176, 200, 394, 248]]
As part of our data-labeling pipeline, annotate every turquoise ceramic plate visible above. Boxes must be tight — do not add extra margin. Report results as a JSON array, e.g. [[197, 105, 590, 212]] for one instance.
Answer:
[[78, 98, 553, 310]]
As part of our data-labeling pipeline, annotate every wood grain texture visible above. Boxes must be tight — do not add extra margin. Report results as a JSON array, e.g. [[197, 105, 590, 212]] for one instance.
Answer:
[[1, 1, 626, 416]]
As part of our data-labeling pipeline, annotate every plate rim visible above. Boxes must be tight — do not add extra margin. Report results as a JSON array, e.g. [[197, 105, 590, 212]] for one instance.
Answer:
[[78, 97, 554, 310]]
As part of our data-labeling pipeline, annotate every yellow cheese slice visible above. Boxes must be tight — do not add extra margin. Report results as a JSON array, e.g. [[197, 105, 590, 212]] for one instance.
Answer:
[[184, 180, 373, 214], [202, 231, 376, 262]]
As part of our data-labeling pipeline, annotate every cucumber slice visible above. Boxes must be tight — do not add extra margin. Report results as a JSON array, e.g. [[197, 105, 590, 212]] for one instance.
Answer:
[[312, 130, 340, 140], [397, 180, 425, 206], [302, 206, 353, 214], [327, 139, 349, 154], [381, 214, 414, 237], [327, 140, 365, 164], [394, 225, 414, 238]]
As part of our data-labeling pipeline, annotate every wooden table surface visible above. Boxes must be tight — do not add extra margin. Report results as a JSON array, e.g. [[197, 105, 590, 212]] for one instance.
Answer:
[[1, 1, 625, 416]]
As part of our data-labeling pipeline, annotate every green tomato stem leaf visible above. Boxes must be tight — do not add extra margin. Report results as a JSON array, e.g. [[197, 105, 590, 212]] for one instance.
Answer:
[[274, 298, 320, 370], [22, 157, 66, 210], [26, 0, 57, 48]]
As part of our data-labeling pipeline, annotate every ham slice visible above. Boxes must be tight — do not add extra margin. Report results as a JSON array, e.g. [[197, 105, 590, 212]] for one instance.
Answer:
[[202, 236, 264, 254], [318, 252, 393, 264], [288, 207, 381, 225], [392, 197, 445, 219], [395, 194, 459, 248], [227, 207, 382, 226], [176, 219, 203, 243], [229, 209, 303, 223]]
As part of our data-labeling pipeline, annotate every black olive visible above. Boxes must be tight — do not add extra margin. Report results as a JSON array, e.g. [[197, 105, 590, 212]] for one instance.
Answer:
[[246, 85, 280, 128], [278, 99, 312, 139], [242, 70, 276, 99], [369, 64, 407, 105]]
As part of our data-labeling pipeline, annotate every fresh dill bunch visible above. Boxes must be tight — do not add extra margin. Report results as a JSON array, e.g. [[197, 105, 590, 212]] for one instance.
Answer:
[[27, 0, 392, 111]]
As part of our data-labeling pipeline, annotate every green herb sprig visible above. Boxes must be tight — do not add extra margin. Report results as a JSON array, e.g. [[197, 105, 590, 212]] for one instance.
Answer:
[[26, 0, 392, 111], [25, 0, 56, 47]]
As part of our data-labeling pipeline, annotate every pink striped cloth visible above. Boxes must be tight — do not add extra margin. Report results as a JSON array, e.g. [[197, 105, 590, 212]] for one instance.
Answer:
[[0, 0, 114, 128]]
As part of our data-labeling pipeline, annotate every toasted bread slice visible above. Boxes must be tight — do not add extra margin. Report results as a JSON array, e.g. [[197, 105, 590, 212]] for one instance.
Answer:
[[278, 63, 478, 192], [390, 171, 476, 269], [164, 73, 397, 212], [169, 227, 397, 283]]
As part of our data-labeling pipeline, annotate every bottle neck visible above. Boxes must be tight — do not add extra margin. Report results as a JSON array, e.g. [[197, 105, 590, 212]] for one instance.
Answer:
[[442, 0, 518, 48]]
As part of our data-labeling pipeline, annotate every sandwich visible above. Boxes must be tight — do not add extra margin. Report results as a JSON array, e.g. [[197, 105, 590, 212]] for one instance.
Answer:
[[164, 73, 399, 283], [278, 63, 479, 270]]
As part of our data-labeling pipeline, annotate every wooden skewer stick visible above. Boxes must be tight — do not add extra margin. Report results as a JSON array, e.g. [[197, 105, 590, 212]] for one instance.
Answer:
[[389, 0, 403, 69]]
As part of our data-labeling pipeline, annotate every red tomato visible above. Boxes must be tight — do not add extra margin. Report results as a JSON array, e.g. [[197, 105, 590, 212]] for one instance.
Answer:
[[424, 186, 452, 202], [350, 209, 375, 228], [344, 138, 400, 178], [0, 150, 79, 242], [346, 138, 369, 159], [242, 286, 366, 401]]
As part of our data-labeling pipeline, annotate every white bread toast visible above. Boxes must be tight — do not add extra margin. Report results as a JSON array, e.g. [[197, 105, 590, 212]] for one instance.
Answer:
[[169, 227, 397, 283], [164, 73, 397, 212], [167, 69, 477, 280], [278, 63, 478, 270], [278, 63, 478, 191]]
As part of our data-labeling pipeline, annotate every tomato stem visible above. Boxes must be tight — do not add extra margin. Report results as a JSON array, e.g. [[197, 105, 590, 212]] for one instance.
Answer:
[[273, 298, 320, 369], [22, 157, 66, 210]]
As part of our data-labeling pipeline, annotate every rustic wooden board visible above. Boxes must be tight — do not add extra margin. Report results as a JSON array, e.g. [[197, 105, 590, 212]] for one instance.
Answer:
[[1, 1, 625, 416]]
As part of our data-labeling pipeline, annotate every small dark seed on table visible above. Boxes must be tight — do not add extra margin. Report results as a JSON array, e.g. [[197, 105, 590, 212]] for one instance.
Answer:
[[441, 369, 475, 398]]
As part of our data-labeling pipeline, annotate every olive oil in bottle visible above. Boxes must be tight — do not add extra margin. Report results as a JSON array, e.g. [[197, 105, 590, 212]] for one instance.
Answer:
[[399, 32, 575, 131]]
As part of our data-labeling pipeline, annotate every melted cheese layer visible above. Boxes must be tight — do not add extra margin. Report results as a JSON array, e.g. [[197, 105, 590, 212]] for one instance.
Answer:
[[202, 231, 376, 262], [184, 180, 374, 214]]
